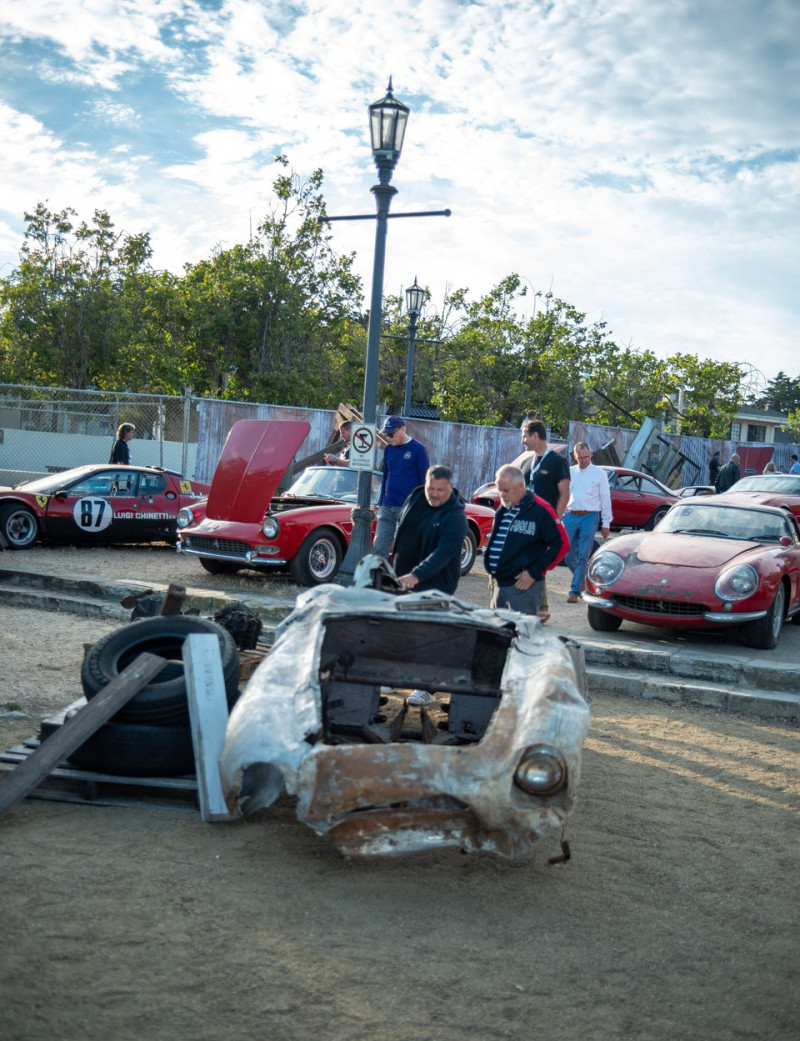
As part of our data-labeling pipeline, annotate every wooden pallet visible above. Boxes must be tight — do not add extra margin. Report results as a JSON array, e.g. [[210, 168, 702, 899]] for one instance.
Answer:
[[0, 741, 199, 810]]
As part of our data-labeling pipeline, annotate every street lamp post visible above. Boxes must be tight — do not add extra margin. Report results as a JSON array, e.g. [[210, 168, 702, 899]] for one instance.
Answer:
[[403, 277, 425, 418], [336, 80, 410, 584]]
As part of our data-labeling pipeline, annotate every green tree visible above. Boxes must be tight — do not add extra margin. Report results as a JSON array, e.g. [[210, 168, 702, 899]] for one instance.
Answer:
[[0, 203, 154, 388], [749, 371, 800, 413], [180, 157, 364, 405]]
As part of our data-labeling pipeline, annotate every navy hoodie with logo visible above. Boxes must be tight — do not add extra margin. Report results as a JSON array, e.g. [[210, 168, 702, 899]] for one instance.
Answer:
[[484, 490, 567, 586]]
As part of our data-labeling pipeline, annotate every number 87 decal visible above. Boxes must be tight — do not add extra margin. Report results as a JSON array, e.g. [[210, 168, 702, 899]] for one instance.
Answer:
[[73, 497, 114, 531]]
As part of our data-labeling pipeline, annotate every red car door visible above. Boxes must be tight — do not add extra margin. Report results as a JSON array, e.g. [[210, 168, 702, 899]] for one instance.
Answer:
[[43, 468, 143, 542]]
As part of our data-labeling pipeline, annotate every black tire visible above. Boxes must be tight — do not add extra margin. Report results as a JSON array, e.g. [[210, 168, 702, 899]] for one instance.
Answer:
[[67, 721, 195, 777], [460, 529, 478, 575], [200, 557, 242, 576], [587, 605, 623, 632], [81, 616, 240, 725], [289, 528, 343, 585], [743, 583, 786, 650], [0, 503, 39, 549], [644, 506, 669, 531]]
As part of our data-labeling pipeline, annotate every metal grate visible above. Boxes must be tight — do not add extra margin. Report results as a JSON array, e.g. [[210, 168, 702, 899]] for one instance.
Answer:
[[183, 535, 252, 557], [613, 593, 709, 617]]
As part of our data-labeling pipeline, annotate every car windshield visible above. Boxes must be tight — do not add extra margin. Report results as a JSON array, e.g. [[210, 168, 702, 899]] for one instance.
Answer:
[[729, 475, 800, 494], [11, 467, 97, 493], [286, 467, 381, 505], [658, 502, 792, 541]]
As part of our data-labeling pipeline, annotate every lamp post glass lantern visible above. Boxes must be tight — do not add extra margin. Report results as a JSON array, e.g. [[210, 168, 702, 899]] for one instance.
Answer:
[[403, 277, 424, 418], [337, 80, 410, 584]]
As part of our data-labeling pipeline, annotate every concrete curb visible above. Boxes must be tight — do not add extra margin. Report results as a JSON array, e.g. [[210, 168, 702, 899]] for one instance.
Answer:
[[2, 565, 798, 722]]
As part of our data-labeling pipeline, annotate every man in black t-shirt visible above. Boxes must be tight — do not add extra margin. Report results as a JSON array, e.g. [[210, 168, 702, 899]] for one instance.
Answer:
[[517, 421, 570, 624], [519, 420, 570, 517]]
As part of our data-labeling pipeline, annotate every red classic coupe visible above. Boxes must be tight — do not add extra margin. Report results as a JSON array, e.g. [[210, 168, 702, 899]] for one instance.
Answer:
[[0, 464, 209, 548], [582, 498, 800, 649], [176, 420, 496, 586], [472, 464, 679, 531]]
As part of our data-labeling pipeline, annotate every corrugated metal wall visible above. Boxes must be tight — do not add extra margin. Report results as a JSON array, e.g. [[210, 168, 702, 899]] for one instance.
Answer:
[[194, 400, 527, 498]]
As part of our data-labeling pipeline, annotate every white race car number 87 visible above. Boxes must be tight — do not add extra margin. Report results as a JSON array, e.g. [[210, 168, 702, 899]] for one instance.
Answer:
[[73, 497, 114, 531]]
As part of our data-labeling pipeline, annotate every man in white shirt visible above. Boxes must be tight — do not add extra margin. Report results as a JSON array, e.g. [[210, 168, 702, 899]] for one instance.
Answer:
[[563, 442, 613, 603]]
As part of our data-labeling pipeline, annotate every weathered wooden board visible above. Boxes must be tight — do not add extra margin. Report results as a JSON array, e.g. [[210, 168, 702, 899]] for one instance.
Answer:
[[184, 634, 233, 822]]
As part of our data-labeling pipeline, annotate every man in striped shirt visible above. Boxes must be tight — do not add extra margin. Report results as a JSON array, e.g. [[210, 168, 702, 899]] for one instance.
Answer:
[[484, 465, 568, 615]]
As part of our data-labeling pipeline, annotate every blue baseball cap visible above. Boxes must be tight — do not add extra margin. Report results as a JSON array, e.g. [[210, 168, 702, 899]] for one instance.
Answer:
[[380, 416, 406, 434]]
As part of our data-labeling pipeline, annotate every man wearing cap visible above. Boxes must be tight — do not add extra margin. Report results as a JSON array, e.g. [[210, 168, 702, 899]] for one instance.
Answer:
[[372, 416, 430, 560]]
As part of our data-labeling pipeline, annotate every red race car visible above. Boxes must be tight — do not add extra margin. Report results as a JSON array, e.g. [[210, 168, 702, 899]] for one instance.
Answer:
[[583, 497, 800, 649], [472, 464, 679, 531], [0, 464, 209, 549], [177, 420, 496, 586]]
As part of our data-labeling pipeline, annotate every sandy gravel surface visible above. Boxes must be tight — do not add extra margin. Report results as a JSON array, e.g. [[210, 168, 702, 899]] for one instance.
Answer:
[[0, 545, 798, 1041]]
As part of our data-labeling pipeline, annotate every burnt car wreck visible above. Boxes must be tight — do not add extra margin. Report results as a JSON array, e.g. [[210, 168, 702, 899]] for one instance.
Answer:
[[220, 561, 591, 859]]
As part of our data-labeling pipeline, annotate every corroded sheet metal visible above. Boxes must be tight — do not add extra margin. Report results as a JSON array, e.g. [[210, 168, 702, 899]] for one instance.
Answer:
[[219, 584, 590, 859]]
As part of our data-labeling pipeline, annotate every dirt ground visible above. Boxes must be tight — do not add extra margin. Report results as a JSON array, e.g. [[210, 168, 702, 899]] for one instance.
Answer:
[[1, 546, 798, 1041]]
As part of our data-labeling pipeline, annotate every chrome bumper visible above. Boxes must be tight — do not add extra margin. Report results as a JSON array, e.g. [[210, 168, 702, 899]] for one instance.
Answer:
[[176, 543, 288, 567], [583, 592, 767, 624]]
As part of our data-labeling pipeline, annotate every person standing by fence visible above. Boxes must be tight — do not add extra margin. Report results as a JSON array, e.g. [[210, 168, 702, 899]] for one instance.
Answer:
[[109, 423, 135, 464]]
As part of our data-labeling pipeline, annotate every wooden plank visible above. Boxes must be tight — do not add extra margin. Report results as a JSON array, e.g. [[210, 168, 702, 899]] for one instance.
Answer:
[[184, 634, 233, 822], [0, 653, 166, 820]]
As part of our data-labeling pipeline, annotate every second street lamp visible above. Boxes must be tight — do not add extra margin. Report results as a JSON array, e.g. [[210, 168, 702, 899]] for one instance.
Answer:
[[336, 80, 410, 584], [403, 276, 424, 418]]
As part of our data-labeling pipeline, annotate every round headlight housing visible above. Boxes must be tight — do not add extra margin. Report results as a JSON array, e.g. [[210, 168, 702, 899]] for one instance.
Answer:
[[715, 563, 759, 601], [262, 516, 280, 539], [587, 551, 625, 587], [514, 745, 568, 796], [176, 507, 193, 529]]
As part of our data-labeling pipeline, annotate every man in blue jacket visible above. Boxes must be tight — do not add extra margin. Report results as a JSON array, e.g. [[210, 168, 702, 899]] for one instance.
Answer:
[[372, 416, 430, 559], [392, 464, 468, 707], [484, 464, 567, 615], [392, 464, 467, 597]]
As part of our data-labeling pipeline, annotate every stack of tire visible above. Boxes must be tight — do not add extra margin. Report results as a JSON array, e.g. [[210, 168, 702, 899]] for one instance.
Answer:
[[69, 616, 240, 777]]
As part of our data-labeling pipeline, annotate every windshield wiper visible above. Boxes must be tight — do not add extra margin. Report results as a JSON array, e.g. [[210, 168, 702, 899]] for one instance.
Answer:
[[672, 528, 727, 536]]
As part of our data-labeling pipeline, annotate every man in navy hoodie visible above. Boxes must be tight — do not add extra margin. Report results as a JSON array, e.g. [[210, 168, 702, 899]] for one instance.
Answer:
[[391, 464, 469, 707], [392, 464, 467, 597], [484, 464, 567, 615]]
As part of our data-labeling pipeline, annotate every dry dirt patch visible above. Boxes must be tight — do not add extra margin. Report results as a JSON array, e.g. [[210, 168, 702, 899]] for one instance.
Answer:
[[0, 546, 798, 1041]]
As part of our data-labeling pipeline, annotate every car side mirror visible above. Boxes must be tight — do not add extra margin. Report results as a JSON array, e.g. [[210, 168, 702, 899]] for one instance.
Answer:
[[780, 536, 792, 547], [54, 490, 69, 500]]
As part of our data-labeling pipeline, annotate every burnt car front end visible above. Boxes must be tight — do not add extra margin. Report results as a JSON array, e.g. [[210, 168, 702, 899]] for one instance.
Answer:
[[219, 579, 590, 859]]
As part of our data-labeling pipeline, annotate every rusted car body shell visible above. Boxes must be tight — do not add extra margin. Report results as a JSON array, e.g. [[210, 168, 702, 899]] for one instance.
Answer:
[[219, 582, 590, 859]]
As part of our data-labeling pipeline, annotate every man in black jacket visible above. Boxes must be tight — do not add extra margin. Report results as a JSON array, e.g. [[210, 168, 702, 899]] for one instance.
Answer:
[[392, 464, 468, 597], [392, 464, 469, 707], [484, 464, 567, 615], [715, 453, 741, 493]]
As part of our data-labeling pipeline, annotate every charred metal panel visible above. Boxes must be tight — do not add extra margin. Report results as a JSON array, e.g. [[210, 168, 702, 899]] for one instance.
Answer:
[[219, 583, 590, 859]]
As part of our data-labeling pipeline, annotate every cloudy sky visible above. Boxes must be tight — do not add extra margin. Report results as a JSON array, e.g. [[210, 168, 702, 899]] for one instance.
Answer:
[[1, 0, 798, 388]]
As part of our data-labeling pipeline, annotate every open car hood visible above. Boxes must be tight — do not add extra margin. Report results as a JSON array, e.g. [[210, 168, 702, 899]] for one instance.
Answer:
[[205, 419, 310, 523]]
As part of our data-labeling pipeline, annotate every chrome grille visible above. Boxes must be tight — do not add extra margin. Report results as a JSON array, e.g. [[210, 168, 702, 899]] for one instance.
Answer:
[[614, 594, 709, 617], [183, 535, 251, 557]]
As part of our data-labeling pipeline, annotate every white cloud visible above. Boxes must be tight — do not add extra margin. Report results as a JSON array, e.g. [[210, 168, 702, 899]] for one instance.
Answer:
[[0, 0, 798, 380]]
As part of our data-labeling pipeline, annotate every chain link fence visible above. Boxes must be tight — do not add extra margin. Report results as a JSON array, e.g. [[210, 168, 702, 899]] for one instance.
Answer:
[[0, 384, 199, 485]]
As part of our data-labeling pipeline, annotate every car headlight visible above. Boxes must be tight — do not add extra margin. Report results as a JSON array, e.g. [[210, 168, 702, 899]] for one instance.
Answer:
[[262, 516, 280, 538], [513, 745, 568, 796], [587, 551, 625, 587], [176, 507, 193, 529], [714, 563, 759, 601]]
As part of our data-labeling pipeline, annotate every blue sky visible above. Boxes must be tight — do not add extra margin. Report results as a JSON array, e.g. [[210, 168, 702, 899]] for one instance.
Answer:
[[1, 0, 798, 390]]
